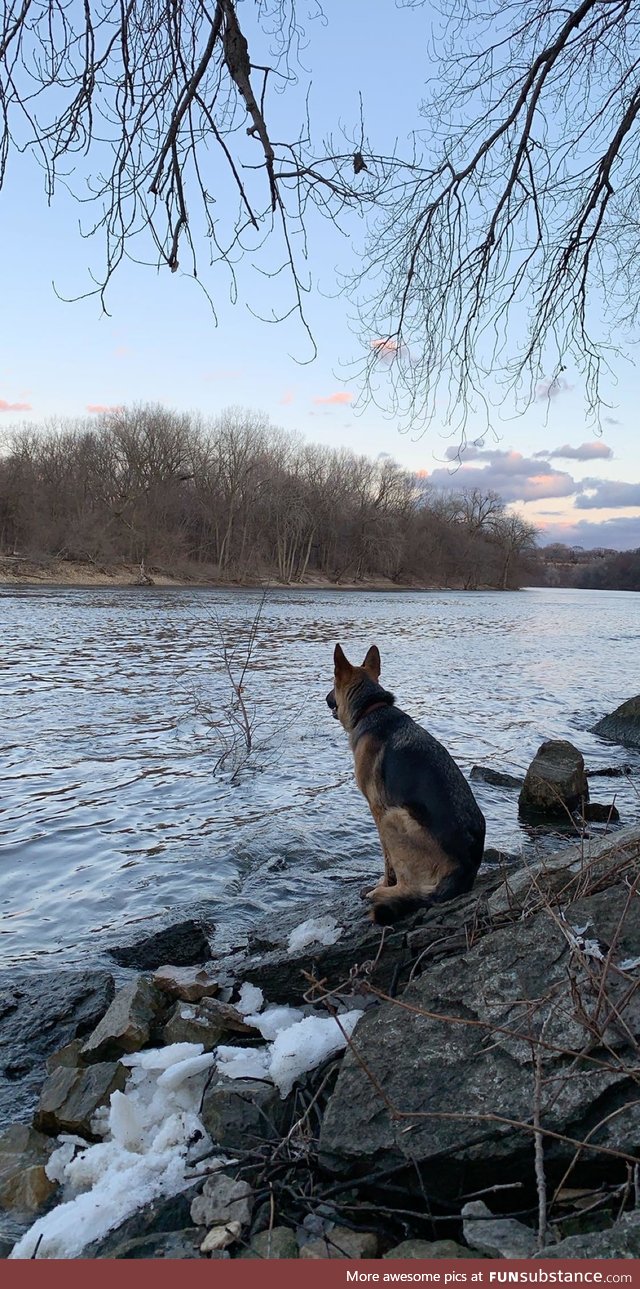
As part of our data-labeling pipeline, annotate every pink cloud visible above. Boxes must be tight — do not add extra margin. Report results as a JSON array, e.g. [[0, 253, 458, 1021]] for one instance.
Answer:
[[280, 390, 294, 405], [0, 398, 32, 412], [313, 392, 353, 406], [535, 375, 573, 402], [86, 404, 123, 414]]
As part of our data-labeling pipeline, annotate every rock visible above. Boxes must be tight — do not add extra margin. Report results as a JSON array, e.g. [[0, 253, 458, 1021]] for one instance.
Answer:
[[221, 875, 502, 1006], [201, 1078, 288, 1151], [489, 825, 640, 919], [300, 1227, 378, 1259], [108, 919, 211, 970], [462, 1200, 538, 1258], [0, 1125, 57, 1213], [519, 739, 588, 818], [0, 969, 114, 1131], [240, 1227, 299, 1259], [470, 766, 524, 789], [46, 1039, 85, 1072], [319, 879, 640, 1187], [191, 1175, 253, 1229], [593, 696, 640, 749], [200, 1221, 241, 1253], [537, 1212, 640, 1258], [384, 1239, 477, 1258], [80, 977, 163, 1062], [34, 1061, 126, 1137], [582, 801, 620, 823], [153, 965, 219, 1003], [83, 1187, 202, 1258], [162, 998, 257, 1049]]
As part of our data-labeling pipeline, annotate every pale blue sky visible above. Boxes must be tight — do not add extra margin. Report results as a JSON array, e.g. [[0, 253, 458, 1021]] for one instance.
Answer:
[[1, 0, 639, 548]]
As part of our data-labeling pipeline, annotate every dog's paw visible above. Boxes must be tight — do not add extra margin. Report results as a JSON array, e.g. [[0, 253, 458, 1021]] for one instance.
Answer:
[[361, 884, 383, 901]]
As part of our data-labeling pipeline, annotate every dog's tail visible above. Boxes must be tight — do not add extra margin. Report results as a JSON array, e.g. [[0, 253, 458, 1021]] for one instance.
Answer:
[[370, 868, 476, 927]]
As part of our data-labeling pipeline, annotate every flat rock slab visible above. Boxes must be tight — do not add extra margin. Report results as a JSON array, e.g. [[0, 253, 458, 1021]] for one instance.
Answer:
[[34, 1061, 126, 1137], [462, 1201, 538, 1258], [83, 1187, 202, 1258], [163, 998, 259, 1050], [201, 1077, 288, 1152], [593, 696, 640, 749], [319, 880, 640, 1187], [108, 919, 212, 970], [153, 966, 219, 1003], [0, 969, 114, 1131], [537, 1212, 640, 1259], [81, 977, 163, 1062], [0, 1124, 58, 1214], [384, 1240, 478, 1259], [470, 766, 524, 789], [489, 825, 640, 919]]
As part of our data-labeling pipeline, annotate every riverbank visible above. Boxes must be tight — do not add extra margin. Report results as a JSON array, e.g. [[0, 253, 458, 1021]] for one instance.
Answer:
[[0, 554, 502, 591], [2, 824, 640, 1260]]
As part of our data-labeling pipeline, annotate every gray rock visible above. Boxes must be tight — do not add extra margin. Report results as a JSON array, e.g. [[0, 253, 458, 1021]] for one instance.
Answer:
[[593, 696, 640, 749], [587, 765, 632, 778], [471, 766, 524, 789], [163, 997, 258, 1049], [92, 1229, 202, 1259], [462, 1200, 538, 1258], [201, 1078, 288, 1151], [319, 880, 640, 1185], [191, 1175, 253, 1229], [46, 1039, 85, 1072], [582, 801, 620, 823], [0, 1124, 57, 1213], [519, 740, 588, 818], [489, 825, 640, 919], [537, 1212, 640, 1258], [384, 1239, 478, 1258], [300, 1227, 378, 1259], [239, 1227, 299, 1259], [81, 977, 163, 1062], [108, 919, 211, 969], [83, 1187, 202, 1257], [0, 969, 114, 1131], [34, 1061, 126, 1137]]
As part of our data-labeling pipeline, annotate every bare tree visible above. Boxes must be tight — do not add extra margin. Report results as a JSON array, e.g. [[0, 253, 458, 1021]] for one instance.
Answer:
[[357, 0, 640, 435], [0, 0, 392, 340]]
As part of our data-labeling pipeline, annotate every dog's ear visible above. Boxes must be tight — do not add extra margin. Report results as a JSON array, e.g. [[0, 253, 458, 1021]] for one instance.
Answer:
[[334, 643, 353, 679], [362, 644, 381, 679]]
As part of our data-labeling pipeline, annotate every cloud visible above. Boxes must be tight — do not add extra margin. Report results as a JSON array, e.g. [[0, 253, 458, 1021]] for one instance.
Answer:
[[313, 392, 353, 406], [532, 442, 613, 462], [604, 416, 622, 426], [535, 375, 573, 401], [86, 404, 123, 414], [0, 398, 32, 412], [279, 390, 294, 405], [431, 449, 577, 502], [540, 516, 640, 550], [574, 479, 640, 509]]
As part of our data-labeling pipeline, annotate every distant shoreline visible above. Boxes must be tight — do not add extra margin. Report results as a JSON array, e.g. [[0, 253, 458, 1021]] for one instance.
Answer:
[[0, 557, 507, 592]]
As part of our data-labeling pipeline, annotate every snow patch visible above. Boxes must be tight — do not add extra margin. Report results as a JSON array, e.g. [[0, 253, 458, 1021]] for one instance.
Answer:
[[287, 915, 342, 955], [11, 1043, 219, 1260], [269, 1011, 362, 1097], [244, 1004, 304, 1041], [216, 1044, 271, 1082]]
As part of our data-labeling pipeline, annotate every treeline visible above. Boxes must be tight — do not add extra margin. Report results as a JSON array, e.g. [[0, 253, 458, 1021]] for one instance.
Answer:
[[533, 543, 640, 591], [0, 406, 538, 588]]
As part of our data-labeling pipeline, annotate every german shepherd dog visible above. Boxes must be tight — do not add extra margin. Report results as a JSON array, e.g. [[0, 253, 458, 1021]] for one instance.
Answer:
[[326, 643, 485, 925]]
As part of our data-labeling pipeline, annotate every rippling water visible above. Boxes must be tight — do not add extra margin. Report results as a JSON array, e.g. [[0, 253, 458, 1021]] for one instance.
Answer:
[[1, 585, 638, 970]]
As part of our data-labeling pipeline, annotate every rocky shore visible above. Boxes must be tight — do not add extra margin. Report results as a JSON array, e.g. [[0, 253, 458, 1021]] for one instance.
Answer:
[[2, 817, 640, 1261]]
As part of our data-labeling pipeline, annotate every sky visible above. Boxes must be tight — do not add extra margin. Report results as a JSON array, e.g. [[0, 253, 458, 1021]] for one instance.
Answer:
[[1, 1, 639, 550]]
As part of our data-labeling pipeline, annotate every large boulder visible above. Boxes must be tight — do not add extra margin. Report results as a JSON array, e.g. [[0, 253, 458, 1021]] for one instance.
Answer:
[[318, 878, 640, 1189], [108, 919, 212, 970], [34, 1062, 127, 1138], [518, 739, 588, 818], [80, 977, 164, 1063], [0, 1125, 58, 1214], [593, 696, 640, 749], [0, 970, 114, 1131]]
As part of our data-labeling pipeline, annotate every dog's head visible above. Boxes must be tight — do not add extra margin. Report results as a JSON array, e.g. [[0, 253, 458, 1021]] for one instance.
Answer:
[[326, 643, 382, 729]]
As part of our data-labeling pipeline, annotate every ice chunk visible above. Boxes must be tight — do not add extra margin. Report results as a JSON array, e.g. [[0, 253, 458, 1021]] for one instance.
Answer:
[[236, 982, 264, 1015], [269, 1010, 363, 1097], [287, 915, 342, 955], [215, 1045, 271, 1082], [244, 1005, 304, 1041]]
